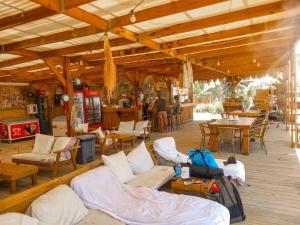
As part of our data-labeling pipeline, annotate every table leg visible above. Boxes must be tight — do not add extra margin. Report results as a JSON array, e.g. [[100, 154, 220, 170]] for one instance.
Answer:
[[31, 173, 37, 186], [242, 127, 250, 155], [209, 127, 218, 152], [10, 180, 17, 193]]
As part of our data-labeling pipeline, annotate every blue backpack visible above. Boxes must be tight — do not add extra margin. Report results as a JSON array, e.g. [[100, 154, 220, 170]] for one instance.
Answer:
[[188, 149, 219, 168]]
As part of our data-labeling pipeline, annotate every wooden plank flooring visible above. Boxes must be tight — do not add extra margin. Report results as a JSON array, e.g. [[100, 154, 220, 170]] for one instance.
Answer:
[[0, 121, 300, 224], [152, 122, 300, 225]]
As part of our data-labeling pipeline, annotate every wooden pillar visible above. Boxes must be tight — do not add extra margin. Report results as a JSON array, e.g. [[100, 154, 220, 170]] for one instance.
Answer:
[[289, 50, 297, 148], [63, 57, 74, 136]]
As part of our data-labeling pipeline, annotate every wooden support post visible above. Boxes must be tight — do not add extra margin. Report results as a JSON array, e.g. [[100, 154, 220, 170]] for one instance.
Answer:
[[63, 57, 74, 137]]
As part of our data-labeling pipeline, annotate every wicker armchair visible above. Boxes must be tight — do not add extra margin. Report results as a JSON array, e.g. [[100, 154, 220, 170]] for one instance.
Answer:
[[249, 120, 268, 154]]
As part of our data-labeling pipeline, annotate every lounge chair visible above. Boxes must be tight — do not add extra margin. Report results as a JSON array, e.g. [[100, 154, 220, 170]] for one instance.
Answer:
[[12, 134, 80, 177], [90, 127, 117, 154], [71, 166, 230, 225], [112, 120, 151, 140], [152, 137, 246, 183]]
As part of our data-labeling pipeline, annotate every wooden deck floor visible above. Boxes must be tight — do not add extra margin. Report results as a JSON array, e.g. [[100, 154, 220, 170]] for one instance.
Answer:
[[0, 121, 300, 224], [152, 122, 300, 225]]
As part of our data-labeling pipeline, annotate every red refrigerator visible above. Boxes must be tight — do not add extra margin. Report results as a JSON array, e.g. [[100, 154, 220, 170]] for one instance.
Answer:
[[73, 90, 102, 130]]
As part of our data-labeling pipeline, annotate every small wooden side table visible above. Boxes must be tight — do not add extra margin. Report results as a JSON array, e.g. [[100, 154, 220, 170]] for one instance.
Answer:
[[114, 134, 135, 150], [0, 163, 38, 193], [171, 177, 215, 197]]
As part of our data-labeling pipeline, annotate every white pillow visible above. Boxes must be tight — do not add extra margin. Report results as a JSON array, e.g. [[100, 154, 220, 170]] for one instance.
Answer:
[[32, 134, 55, 154], [102, 151, 135, 183], [0, 213, 38, 225], [90, 127, 105, 139], [118, 121, 135, 132], [30, 185, 88, 225], [51, 137, 72, 153], [127, 141, 154, 175], [134, 120, 148, 132], [75, 123, 89, 133]]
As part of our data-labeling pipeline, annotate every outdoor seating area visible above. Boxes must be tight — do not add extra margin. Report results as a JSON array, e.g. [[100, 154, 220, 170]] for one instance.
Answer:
[[0, 0, 300, 225]]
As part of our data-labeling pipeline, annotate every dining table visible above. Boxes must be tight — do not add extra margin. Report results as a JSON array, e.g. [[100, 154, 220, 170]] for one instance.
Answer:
[[227, 110, 260, 117], [208, 117, 256, 155]]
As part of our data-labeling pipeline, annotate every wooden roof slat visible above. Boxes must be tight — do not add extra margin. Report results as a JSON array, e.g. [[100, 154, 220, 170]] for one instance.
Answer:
[[110, 0, 228, 28], [161, 17, 300, 49], [0, 7, 56, 31], [140, 0, 300, 40], [3, 26, 101, 52], [177, 28, 299, 55]]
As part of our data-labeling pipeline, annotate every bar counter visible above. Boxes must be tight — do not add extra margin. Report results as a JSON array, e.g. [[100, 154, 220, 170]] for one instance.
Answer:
[[180, 103, 194, 122], [102, 107, 137, 130]]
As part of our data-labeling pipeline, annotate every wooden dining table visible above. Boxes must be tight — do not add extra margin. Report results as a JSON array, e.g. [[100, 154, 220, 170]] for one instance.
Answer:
[[208, 117, 256, 155], [228, 110, 260, 117]]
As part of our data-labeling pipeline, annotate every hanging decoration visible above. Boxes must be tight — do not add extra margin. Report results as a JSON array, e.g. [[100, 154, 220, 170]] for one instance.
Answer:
[[103, 32, 117, 105], [182, 61, 193, 88]]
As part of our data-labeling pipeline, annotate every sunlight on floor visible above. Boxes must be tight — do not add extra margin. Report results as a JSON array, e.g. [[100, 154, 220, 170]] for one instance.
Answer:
[[295, 148, 300, 164]]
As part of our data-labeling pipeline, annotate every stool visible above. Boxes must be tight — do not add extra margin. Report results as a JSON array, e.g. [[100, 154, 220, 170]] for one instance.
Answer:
[[174, 108, 184, 129]]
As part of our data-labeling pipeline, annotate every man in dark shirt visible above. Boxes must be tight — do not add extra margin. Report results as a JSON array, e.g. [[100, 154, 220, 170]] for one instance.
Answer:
[[155, 92, 168, 132]]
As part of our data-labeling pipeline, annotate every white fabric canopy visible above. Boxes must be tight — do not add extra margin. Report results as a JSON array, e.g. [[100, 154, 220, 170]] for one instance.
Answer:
[[71, 166, 230, 225]]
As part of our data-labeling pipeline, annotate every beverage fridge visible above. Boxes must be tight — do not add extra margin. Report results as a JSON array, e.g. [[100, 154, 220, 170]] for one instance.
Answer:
[[73, 90, 102, 130]]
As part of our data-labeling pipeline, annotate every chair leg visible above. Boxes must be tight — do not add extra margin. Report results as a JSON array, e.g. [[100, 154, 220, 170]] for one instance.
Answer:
[[261, 138, 267, 154]]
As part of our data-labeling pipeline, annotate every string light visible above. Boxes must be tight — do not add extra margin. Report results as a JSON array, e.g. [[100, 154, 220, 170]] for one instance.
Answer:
[[253, 58, 257, 63], [217, 59, 220, 66], [128, 0, 145, 23], [257, 62, 260, 67], [227, 69, 230, 74]]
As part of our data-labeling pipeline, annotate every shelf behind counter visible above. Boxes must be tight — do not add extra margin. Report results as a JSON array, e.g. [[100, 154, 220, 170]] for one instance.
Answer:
[[101, 107, 137, 130]]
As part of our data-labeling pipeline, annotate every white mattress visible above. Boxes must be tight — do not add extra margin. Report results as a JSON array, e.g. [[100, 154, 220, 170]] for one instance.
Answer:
[[71, 166, 230, 225], [76, 209, 125, 225]]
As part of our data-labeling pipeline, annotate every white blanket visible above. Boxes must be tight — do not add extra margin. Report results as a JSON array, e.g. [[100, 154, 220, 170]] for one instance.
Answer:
[[71, 166, 230, 225]]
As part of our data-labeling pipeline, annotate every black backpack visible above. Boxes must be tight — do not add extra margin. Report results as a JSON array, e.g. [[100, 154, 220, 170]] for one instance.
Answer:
[[206, 176, 246, 223]]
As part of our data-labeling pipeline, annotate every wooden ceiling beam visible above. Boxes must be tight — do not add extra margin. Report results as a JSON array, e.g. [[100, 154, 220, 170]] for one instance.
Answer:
[[43, 58, 66, 88], [140, 0, 300, 40], [189, 40, 295, 60], [0, 7, 56, 31], [161, 17, 300, 49], [3, 26, 101, 52], [178, 29, 299, 55], [110, 0, 228, 28]]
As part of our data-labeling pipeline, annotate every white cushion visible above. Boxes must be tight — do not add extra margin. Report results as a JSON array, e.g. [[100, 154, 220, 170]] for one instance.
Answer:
[[118, 121, 134, 132], [127, 141, 154, 175], [127, 165, 174, 190], [216, 159, 246, 183], [12, 153, 68, 163], [134, 120, 148, 132], [0, 213, 38, 225], [30, 185, 88, 225], [102, 151, 135, 183], [75, 123, 89, 133], [51, 137, 72, 153], [32, 134, 55, 155], [90, 127, 105, 139], [76, 209, 125, 225]]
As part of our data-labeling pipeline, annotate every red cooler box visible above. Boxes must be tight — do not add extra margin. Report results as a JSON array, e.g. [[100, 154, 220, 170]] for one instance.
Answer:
[[0, 118, 40, 143]]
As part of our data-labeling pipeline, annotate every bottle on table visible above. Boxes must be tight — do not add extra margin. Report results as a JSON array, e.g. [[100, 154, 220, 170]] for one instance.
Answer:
[[175, 154, 182, 177]]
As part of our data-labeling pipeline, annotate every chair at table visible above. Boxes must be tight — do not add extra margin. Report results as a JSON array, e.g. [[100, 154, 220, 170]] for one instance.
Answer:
[[218, 127, 241, 155], [249, 120, 268, 154], [199, 123, 210, 148]]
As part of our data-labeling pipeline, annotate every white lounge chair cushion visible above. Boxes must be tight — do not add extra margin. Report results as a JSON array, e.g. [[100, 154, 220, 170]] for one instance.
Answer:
[[153, 137, 190, 163], [127, 165, 174, 189], [127, 141, 154, 175], [216, 159, 246, 183], [29, 185, 88, 225], [118, 121, 135, 132], [134, 120, 148, 132], [102, 151, 135, 183], [76, 209, 125, 225], [0, 213, 38, 225], [12, 153, 68, 163], [90, 127, 105, 139], [32, 134, 55, 155], [75, 123, 89, 133], [51, 137, 77, 161]]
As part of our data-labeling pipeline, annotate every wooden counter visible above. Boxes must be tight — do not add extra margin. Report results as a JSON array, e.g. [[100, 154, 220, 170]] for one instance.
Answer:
[[180, 103, 194, 123], [101, 107, 137, 130]]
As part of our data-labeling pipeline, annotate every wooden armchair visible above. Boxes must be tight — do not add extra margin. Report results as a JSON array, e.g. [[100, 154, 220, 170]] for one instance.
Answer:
[[12, 136, 80, 177], [91, 130, 117, 154]]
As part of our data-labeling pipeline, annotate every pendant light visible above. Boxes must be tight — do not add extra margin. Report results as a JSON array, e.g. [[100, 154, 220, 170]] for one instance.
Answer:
[[128, 0, 145, 23]]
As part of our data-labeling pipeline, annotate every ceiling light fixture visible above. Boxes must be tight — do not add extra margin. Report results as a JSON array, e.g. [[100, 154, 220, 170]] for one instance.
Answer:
[[253, 58, 257, 63], [129, 0, 145, 23], [217, 60, 220, 66], [257, 62, 260, 67], [227, 69, 230, 74]]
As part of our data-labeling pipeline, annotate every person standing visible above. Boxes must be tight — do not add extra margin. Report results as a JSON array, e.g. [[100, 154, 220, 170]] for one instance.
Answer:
[[155, 92, 168, 133]]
